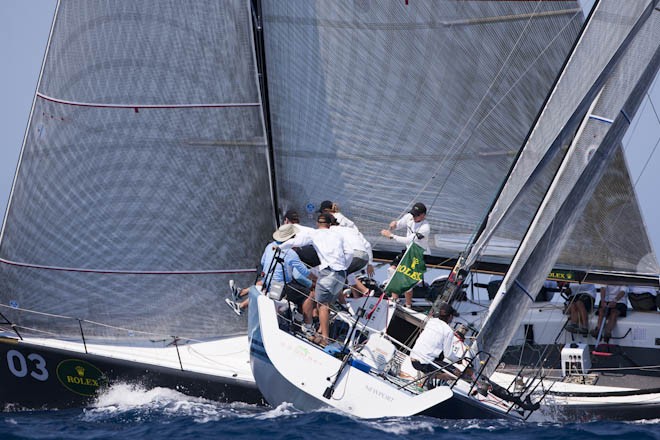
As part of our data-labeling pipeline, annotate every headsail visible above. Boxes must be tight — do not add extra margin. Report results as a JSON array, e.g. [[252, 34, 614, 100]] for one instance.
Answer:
[[473, 0, 660, 376], [465, 0, 660, 277], [0, 0, 276, 339]]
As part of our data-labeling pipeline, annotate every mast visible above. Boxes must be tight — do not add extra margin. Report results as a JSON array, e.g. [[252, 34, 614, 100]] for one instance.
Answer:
[[251, 0, 280, 226]]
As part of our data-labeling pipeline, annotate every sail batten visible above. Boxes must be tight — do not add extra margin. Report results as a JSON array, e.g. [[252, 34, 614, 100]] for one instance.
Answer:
[[36, 92, 262, 109]]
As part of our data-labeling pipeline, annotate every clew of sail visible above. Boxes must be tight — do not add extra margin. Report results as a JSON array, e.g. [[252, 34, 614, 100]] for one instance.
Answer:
[[472, 0, 660, 378], [0, 0, 276, 340]]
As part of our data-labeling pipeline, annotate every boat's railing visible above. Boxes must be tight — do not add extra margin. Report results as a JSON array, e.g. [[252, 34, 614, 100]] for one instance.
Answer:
[[0, 310, 23, 340], [0, 303, 218, 372], [378, 341, 547, 419], [466, 351, 550, 419]]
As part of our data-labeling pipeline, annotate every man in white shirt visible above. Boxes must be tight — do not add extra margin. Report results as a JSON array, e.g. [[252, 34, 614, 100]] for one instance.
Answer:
[[318, 200, 357, 229], [410, 303, 458, 373], [329, 217, 374, 296], [592, 285, 628, 342], [410, 302, 458, 374], [380, 202, 431, 307], [280, 212, 353, 345]]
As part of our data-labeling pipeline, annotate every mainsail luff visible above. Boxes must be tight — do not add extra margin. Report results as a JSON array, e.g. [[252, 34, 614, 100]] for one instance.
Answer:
[[473, 2, 660, 377], [0, 0, 276, 339], [465, 0, 660, 276]]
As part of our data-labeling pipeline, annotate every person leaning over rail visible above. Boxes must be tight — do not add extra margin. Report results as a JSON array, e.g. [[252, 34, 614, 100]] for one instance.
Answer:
[[380, 202, 430, 307]]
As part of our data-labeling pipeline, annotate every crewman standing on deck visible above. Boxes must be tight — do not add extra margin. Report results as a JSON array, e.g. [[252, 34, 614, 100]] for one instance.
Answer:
[[380, 202, 431, 307]]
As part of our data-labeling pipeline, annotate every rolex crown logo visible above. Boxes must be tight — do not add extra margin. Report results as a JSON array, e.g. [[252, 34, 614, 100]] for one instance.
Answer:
[[75, 366, 85, 376]]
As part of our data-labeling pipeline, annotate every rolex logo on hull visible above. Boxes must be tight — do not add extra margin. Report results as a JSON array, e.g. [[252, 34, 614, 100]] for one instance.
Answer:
[[57, 359, 108, 396]]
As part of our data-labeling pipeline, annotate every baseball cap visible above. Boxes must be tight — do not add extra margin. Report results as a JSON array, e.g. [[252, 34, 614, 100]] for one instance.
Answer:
[[318, 200, 333, 213], [410, 202, 427, 216]]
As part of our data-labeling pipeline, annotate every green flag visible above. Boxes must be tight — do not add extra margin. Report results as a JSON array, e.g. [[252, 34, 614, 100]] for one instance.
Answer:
[[385, 242, 426, 294]]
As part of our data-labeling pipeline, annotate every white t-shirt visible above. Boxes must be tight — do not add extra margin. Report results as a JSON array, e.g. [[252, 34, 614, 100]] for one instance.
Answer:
[[602, 285, 628, 304], [281, 227, 353, 272], [410, 318, 454, 364], [331, 225, 373, 262], [391, 213, 431, 254], [575, 283, 597, 298], [332, 212, 356, 230]]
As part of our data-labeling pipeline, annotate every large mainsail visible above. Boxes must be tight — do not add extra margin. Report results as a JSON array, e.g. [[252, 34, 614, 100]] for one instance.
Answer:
[[0, 0, 275, 339], [259, 0, 583, 261], [474, 0, 660, 376]]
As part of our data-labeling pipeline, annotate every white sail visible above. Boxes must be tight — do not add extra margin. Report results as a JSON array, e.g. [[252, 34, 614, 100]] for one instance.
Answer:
[[473, 0, 660, 377], [0, 0, 276, 339], [465, 0, 660, 276], [259, 0, 582, 261]]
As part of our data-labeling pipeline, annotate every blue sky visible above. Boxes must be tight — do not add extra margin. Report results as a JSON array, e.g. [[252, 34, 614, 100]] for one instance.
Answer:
[[1, 1, 659, 258]]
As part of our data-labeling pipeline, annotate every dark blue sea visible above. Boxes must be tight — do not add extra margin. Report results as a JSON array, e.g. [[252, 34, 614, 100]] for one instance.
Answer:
[[0, 384, 657, 440]]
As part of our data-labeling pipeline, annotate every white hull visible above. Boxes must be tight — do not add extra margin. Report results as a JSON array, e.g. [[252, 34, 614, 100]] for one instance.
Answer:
[[438, 300, 660, 421], [248, 288, 525, 420], [491, 371, 660, 421]]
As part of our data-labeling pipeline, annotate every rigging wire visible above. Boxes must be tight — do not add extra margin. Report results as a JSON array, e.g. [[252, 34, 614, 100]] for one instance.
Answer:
[[422, 6, 577, 200], [630, 83, 660, 189]]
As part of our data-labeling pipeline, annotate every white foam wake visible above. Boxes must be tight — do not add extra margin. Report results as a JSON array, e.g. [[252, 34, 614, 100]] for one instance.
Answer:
[[82, 383, 262, 423]]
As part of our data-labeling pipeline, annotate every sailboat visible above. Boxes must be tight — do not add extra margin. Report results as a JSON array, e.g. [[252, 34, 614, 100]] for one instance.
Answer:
[[248, 0, 660, 421], [0, 0, 274, 408]]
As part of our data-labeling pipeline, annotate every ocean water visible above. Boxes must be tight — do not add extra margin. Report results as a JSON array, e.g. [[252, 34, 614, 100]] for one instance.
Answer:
[[0, 384, 657, 440]]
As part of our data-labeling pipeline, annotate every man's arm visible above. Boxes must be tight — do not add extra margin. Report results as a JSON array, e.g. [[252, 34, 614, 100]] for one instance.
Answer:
[[279, 230, 312, 250]]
